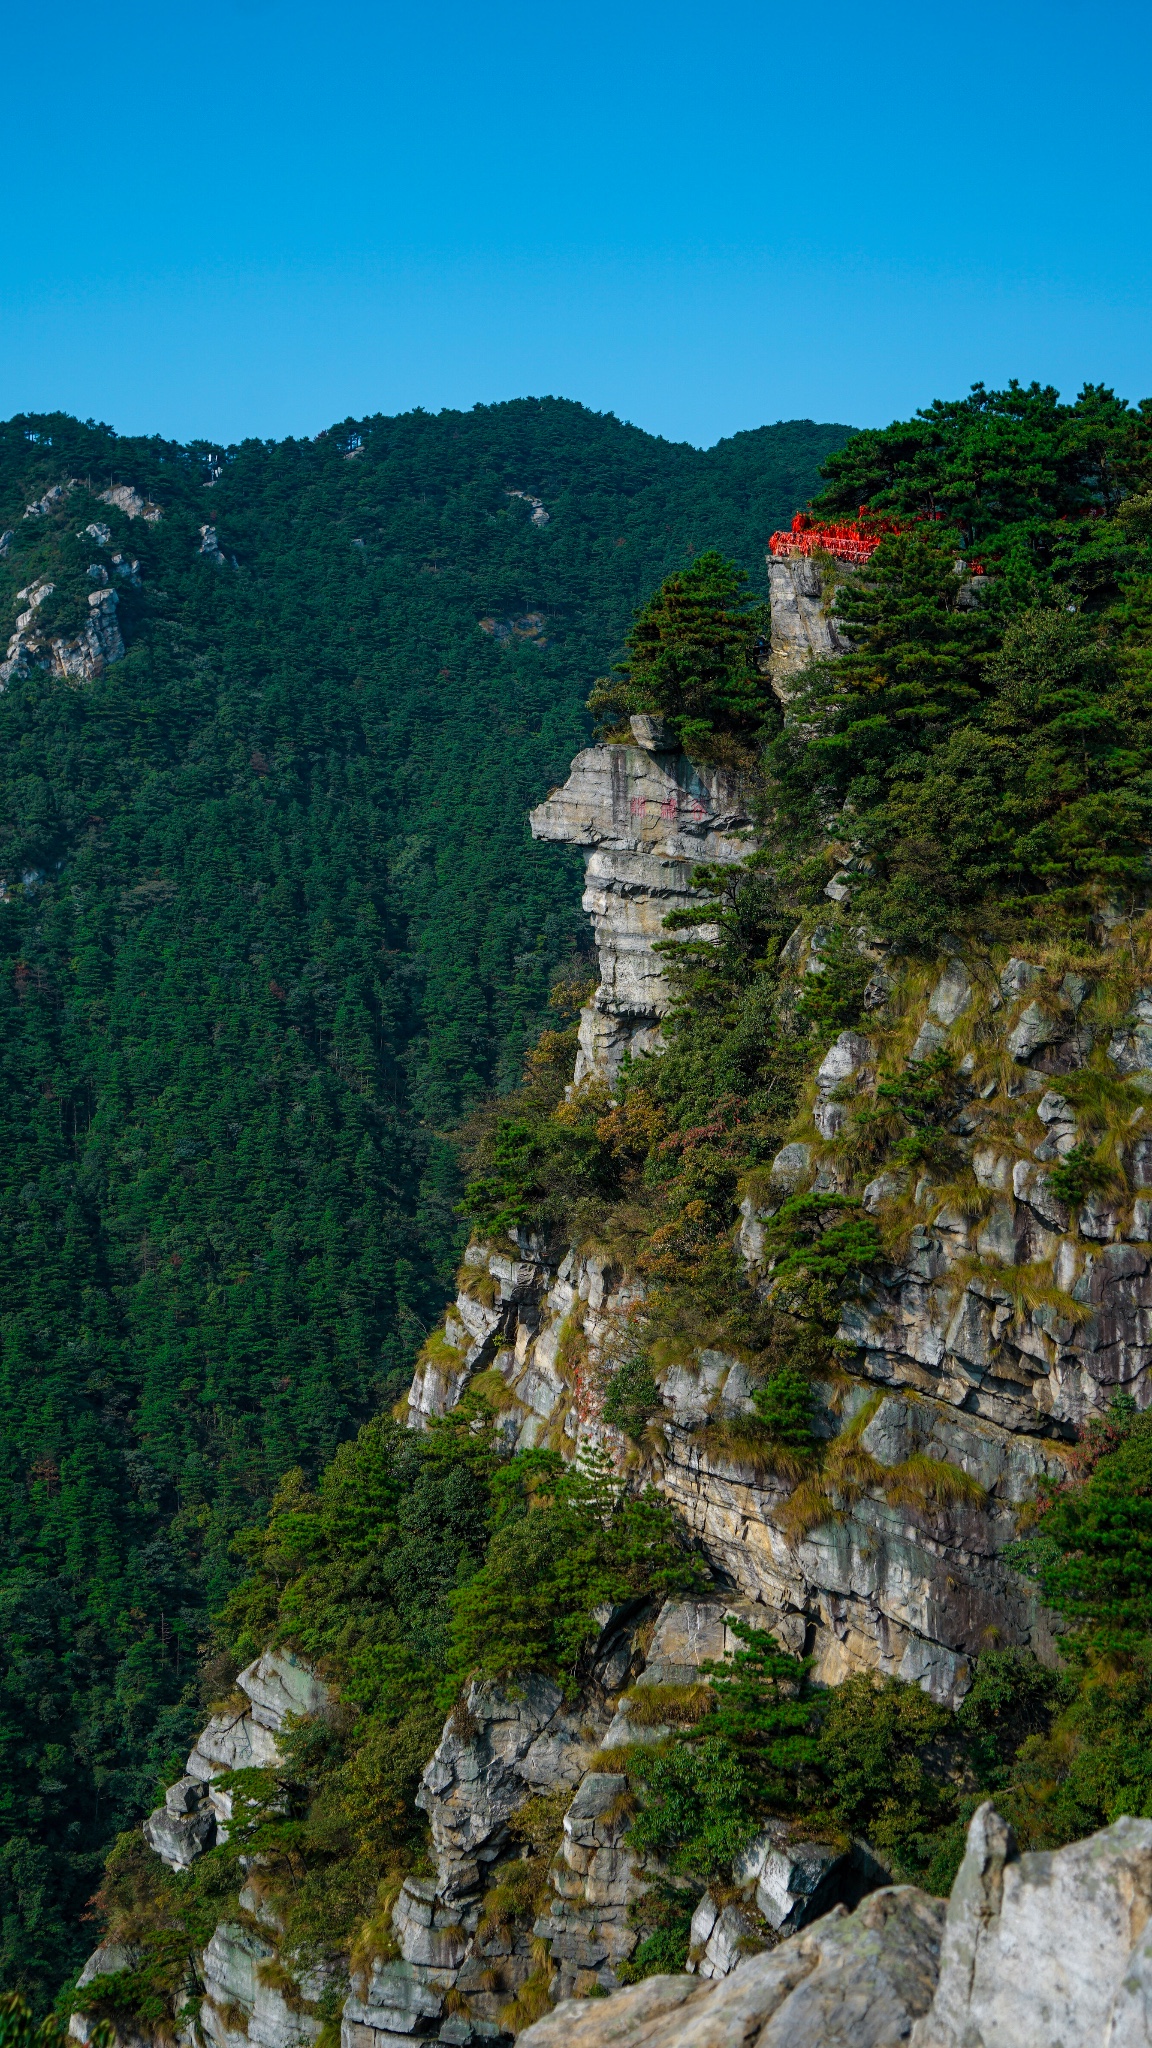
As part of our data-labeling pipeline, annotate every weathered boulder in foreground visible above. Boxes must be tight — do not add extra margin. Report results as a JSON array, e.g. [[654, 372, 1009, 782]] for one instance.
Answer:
[[912, 1800, 1152, 2046], [518, 1886, 945, 2048]]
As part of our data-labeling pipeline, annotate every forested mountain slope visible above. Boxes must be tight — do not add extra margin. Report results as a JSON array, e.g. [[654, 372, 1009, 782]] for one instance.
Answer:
[[0, 401, 850, 2000], [44, 379, 1152, 2048]]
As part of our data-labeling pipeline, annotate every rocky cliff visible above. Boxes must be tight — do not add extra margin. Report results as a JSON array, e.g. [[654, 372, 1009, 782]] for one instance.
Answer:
[[415, 760, 1149, 1711], [527, 715, 753, 1086], [765, 554, 850, 695], [74, 1594, 845, 2048], [512, 1800, 1152, 2048], [77, 1646, 1152, 2048], [70, 554, 1152, 2048], [410, 535, 1152, 1707]]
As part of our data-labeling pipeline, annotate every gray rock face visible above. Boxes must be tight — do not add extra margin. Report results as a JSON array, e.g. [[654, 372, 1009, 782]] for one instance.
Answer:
[[142, 1650, 331, 1866], [687, 1895, 764, 1977], [143, 1794, 215, 1869], [529, 744, 752, 1084], [628, 715, 677, 753], [85, 1649, 344, 2048], [535, 1770, 643, 1997], [767, 555, 852, 695], [734, 1828, 846, 1932], [512, 640, 1149, 1713], [814, 1031, 875, 1137], [198, 524, 228, 564], [2, 580, 125, 688], [99, 483, 162, 523], [416, 1672, 567, 1895], [188, 1701, 282, 1778], [408, 1238, 648, 1453], [517, 1886, 945, 2048], [412, 1217, 1071, 1707], [68, 1942, 151, 2043], [25, 482, 76, 518], [239, 1646, 330, 1730], [928, 960, 972, 1028], [200, 1920, 329, 2048], [653, 1389, 1061, 1706], [911, 1801, 1152, 2047], [1109, 991, 1152, 1080], [342, 1957, 449, 2045], [76, 1941, 144, 1986], [841, 1230, 1152, 1438], [1007, 999, 1064, 1063]]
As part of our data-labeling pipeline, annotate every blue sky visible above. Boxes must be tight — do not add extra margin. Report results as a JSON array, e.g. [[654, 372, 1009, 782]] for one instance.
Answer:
[[3, 0, 1150, 447]]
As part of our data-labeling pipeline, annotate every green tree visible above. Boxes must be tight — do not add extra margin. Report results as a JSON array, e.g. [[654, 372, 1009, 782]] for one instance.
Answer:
[[449, 1449, 703, 1689], [588, 551, 773, 758]]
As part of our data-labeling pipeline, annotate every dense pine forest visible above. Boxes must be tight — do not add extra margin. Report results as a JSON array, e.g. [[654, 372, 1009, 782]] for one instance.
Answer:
[[0, 400, 852, 2001]]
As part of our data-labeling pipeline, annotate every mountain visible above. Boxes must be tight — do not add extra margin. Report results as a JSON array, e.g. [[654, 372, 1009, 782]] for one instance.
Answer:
[[0, 399, 852, 2002], [45, 378, 1152, 2048]]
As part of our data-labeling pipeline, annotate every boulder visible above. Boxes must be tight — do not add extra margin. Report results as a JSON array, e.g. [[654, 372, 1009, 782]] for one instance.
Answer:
[[1007, 1001, 1063, 1063], [769, 1141, 812, 1188], [729, 1821, 847, 1930], [629, 715, 677, 753], [517, 1885, 944, 2048], [928, 960, 972, 1028], [143, 1798, 215, 1869], [911, 1801, 1152, 2047], [238, 1648, 330, 1731], [816, 1031, 875, 1092], [687, 1894, 764, 1977], [1000, 958, 1043, 999], [1110, 992, 1152, 1080], [909, 1018, 950, 1063]]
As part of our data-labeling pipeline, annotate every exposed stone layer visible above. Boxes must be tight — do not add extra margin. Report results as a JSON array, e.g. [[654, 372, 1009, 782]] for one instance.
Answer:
[[755, 955, 1152, 1436], [766, 555, 851, 695], [407, 1225, 1063, 1706], [528, 730, 753, 1084], [3, 566, 126, 688], [143, 1649, 328, 1864], [509, 1802, 1152, 2048]]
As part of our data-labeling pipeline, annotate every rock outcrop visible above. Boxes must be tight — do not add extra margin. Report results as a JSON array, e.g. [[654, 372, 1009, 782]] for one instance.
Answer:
[[99, 483, 162, 523], [74, 1650, 337, 2048], [25, 481, 77, 518], [141, 1648, 327, 1869], [766, 554, 851, 696], [81, 1734, 1152, 2048], [912, 1801, 1152, 2046], [508, 1802, 1152, 2048], [407, 1237, 643, 1442], [769, 956, 1152, 1438], [419, 673, 1152, 1711], [2, 517, 132, 692], [96, 1596, 860, 2048], [1, 582, 125, 687], [405, 1197, 1070, 1704], [518, 1885, 946, 2048], [528, 719, 753, 1085]]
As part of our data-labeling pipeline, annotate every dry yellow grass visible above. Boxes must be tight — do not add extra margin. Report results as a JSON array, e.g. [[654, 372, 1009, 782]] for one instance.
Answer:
[[620, 1682, 714, 1727]]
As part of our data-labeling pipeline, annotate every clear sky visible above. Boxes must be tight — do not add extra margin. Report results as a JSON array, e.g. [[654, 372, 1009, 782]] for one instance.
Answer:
[[4, 0, 1150, 448]]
